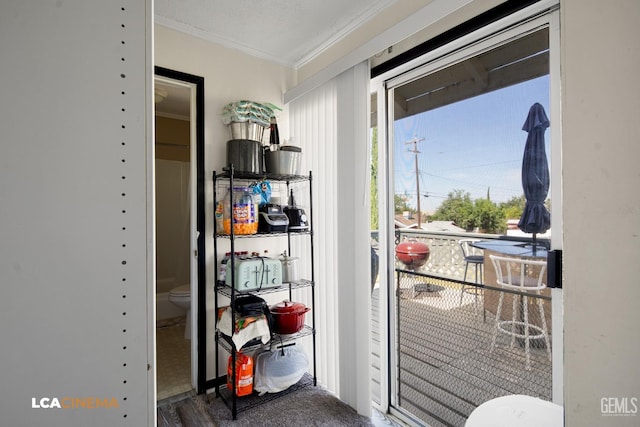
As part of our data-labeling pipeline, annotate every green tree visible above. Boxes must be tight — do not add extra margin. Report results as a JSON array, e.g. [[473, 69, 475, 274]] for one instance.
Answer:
[[500, 195, 526, 220], [370, 128, 379, 230], [431, 189, 475, 230], [431, 190, 506, 233], [473, 198, 506, 233], [395, 193, 413, 214]]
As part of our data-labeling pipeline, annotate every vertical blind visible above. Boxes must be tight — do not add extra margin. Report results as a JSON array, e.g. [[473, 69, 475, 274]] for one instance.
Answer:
[[290, 79, 340, 394], [288, 61, 372, 416]]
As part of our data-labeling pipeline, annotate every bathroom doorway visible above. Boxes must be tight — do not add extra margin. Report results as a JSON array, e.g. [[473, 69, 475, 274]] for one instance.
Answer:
[[154, 67, 205, 400]]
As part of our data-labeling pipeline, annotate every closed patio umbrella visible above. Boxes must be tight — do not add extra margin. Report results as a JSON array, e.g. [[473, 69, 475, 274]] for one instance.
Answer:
[[518, 103, 550, 249]]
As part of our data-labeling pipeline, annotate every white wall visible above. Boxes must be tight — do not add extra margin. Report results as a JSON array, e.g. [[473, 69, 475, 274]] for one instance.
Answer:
[[0, 1, 154, 426], [562, 0, 640, 425], [154, 24, 296, 381]]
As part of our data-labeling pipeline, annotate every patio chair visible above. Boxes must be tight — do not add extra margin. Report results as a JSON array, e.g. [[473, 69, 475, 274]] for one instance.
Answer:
[[489, 255, 551, 370], [458, 239, 484, 305]]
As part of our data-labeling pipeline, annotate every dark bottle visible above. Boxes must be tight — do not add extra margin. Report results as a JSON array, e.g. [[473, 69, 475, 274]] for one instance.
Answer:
[[269, 116, 280, 151]]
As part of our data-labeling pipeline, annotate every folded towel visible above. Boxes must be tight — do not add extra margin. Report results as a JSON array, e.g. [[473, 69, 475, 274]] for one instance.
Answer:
[[217, 306, 271, 349]]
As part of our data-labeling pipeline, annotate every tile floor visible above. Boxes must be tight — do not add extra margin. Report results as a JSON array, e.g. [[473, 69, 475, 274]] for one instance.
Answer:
[[156, 320, 192, 401]]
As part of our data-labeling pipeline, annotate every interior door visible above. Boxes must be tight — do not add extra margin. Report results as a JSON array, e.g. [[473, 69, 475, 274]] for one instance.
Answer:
[[154, 66, 206, 393]]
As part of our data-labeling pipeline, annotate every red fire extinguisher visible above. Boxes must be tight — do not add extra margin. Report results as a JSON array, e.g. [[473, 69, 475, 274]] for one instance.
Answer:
[[227, 352, 253, 397]]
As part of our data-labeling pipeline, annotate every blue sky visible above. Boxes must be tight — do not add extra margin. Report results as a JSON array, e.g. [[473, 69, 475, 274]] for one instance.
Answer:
[[393, 75, 550, 214]]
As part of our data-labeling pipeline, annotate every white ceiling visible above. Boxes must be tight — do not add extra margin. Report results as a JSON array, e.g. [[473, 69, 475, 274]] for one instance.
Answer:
[[154, 0, 396, 68], [154, 0, 397, 118]]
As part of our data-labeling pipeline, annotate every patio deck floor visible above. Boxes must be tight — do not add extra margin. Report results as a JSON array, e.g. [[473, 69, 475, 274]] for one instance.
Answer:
[[371, 276, 552, 427]]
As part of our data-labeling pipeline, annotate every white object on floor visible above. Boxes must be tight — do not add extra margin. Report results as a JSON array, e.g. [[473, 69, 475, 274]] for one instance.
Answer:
[[169, 284, 191, 339], [466, 394, 563, 427]]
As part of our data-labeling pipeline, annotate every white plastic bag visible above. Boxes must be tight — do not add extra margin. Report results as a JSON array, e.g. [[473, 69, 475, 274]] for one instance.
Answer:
[[253, 346, 309, 395]]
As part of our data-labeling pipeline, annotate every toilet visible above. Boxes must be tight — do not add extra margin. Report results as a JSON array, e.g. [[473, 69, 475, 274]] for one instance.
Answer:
[[168, 284, 191, 339]]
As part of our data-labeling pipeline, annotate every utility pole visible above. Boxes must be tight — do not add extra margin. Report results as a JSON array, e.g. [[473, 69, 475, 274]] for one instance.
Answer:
[[405, 137, 425, 228]]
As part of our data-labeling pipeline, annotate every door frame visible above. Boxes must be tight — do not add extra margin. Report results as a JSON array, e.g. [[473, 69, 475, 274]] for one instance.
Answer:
[[154, 66, 206, 393]]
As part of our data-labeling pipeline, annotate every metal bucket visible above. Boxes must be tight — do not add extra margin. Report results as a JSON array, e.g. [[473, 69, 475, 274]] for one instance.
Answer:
[[264, 149, 301, 175], [228, 121, 267, 143], [227, 139, 264, 174]]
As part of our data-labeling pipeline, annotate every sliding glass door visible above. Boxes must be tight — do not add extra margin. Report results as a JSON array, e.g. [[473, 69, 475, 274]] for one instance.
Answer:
[[374, 8, 562, 425]]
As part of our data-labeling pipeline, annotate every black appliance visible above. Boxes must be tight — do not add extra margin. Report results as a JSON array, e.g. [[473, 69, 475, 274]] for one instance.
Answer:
[[283, 189, 309, 231], [258, 204, 289, 233]]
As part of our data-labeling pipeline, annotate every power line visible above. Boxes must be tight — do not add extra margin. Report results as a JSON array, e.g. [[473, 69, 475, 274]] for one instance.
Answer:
[[422, 171, 520, 194], [429, 159, 520, 173]]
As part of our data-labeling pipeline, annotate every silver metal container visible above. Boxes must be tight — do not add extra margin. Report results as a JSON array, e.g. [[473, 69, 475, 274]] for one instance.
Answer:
[[264, 148, 301, 175], [227, 139, 264, 174], [228, 121, 267, 142]]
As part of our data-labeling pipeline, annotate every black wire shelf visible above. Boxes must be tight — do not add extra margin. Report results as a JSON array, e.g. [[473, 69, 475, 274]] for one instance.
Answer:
[[216, 279, 314, 298], [216, 325, 315, 354], [215, 230, 312, 239], [210, 166, 317, 420], [216, 372, 315, 417], [217, 169, 311, 183]]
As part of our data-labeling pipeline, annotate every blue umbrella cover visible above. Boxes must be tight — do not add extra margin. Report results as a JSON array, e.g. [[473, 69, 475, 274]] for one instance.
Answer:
[[518, 103, 551, 236]]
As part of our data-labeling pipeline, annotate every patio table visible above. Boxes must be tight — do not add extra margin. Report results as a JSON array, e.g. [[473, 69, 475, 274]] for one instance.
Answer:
[[470, 239, 548, 259]]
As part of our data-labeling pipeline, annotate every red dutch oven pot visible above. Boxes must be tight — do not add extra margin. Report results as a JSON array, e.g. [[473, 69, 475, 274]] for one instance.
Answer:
[[270, 300, 310, 334]]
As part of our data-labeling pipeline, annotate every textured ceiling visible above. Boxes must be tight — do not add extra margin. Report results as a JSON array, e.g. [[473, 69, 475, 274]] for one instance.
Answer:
[[154, 0, 396, 68]]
